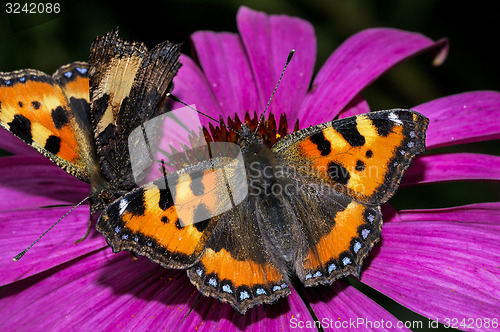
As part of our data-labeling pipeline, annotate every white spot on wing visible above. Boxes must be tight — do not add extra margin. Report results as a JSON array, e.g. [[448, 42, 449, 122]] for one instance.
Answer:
[[362, 229, 370, 239], [353, 241, 362, 253], [256, 288, 266, 295], [119, 199, 129, 215], [389, 112, 403, 125], [342, 257, 351, 266], [222, 284, 232, 293], [76, 67, 88, 74], [239, 291, 250, 300]]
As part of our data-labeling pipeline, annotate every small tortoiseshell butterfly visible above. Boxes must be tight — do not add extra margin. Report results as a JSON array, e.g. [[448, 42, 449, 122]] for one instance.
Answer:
[[0, 29, 181, 215], [1, 30, 428, 314]]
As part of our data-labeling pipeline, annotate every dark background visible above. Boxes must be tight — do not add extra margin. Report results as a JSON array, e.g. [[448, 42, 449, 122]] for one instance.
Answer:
[[1, 1, 498, 330]]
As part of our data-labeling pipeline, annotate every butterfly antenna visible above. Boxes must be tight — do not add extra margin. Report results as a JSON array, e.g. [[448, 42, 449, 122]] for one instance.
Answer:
[[168, 94, 239, 135], [13, 195, 90, 261], [255, 49, 295, 134]]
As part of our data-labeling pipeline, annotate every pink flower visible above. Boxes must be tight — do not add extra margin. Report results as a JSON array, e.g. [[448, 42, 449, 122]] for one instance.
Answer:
[[1, 6, 499, 331]]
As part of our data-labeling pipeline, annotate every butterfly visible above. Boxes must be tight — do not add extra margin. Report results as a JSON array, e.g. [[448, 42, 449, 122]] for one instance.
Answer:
[[0, 29, 181, 221], [97, 105, 429, 314]]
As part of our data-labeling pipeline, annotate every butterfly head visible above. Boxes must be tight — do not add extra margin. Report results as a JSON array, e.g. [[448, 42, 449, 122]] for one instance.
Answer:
[[88, 188, 113, 213], [237, 123, 266, 152]]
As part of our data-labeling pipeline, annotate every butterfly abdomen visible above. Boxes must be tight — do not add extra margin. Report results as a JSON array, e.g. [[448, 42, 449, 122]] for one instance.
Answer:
[[243, 139, 301, 263]]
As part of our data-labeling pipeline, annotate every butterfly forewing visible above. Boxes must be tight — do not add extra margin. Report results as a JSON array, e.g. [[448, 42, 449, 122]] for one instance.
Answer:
[[0, 63, 93, 182], [272, 109, 428, 205]]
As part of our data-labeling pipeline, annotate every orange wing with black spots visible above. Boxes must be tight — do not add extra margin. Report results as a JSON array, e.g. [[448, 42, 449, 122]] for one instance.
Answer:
[[97, 159, 226, 269], [273, 109, 428, 205], [293, 191, 383, 287], [0, 62, 94, 182], [97, 155, 247, 265]]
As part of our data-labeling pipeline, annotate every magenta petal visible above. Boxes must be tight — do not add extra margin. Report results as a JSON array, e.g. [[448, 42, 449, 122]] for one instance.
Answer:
[[1, 249, 121, 330], [361, 212, 500, 323], [0, 128, 38, 155], [0, 251, 166, 330], [305, 280, 409, 331], [338, 94, 371, 119], [0, 250, 314, 330], [190, 31, 260, 120], [300, 29, 448, 127], [237, 6, 316, 128], [0, 156, 88, 211], [401, 153, 500, 187], [398, 202, 500, 225], [414, 91, 500, 148], [0, 206, 105, 285], [171, 54, 225, 128]]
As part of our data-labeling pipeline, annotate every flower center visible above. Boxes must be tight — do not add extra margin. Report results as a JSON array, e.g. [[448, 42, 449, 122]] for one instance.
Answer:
[[203, 111, 299, 147]]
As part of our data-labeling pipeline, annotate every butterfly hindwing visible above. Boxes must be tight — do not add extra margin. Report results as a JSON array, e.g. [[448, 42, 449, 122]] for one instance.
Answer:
[[186, 157, 295, 313], [188, 205, 291, 314], [291, 184, 383, 286], [272, 109, 428, 205], [0, 62, 93, 182]]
